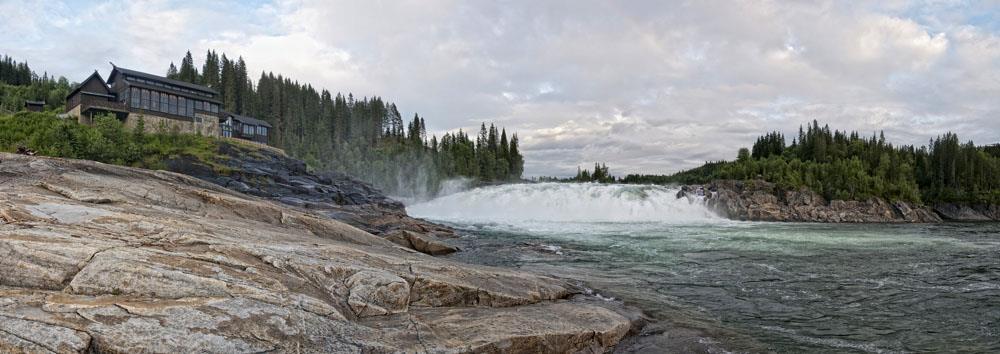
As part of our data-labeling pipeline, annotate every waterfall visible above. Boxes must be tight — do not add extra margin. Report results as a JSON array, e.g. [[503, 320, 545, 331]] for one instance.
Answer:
[[407, 182, 719, 224]]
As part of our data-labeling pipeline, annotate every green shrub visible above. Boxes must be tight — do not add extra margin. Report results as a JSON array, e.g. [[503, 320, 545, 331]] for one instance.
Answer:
[[0, 111, 220, 170]]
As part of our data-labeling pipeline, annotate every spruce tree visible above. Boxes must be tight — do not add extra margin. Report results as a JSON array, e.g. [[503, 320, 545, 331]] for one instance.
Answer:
[[178, 51, 199, 83], [166, 62, 179, 79], [201, 50, 220, 89]]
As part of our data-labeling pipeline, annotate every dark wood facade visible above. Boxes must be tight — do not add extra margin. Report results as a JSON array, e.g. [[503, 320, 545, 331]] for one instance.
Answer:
[[65, 71, 128, 120], [221, 112, 271, 145], [106, 66, 221, 123], [24, 100, 45, 112], [65, 65, 272, 145]]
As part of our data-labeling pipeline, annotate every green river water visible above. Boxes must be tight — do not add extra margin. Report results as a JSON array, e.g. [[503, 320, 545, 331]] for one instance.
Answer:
[[408, 183, 1000, 353]]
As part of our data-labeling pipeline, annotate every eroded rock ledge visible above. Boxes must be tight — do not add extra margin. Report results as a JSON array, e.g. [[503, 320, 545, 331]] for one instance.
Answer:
[[0, 153, 629, 353], [163, 141, 459, 255], [681, 180, 943, 223]]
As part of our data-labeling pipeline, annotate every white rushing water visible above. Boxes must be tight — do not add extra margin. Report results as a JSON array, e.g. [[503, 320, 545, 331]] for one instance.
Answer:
[[406, 182, 720, 224], [406, 182, 1000, 352]]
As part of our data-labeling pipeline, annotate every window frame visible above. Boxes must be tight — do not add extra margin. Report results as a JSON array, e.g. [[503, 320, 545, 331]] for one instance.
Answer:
[[168, 95, 177, 115], [150, 91, 159, 111], [130, 87, 140, 108], [141, 89, 150, 110]]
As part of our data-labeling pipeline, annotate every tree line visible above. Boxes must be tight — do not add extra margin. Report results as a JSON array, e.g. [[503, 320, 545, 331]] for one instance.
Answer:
[[164, 50, 524, 197], [535, 162, 617, 183], [623, 121, 1000, 204], [0, 55, 33, 85], [0, 54, 72, 113]]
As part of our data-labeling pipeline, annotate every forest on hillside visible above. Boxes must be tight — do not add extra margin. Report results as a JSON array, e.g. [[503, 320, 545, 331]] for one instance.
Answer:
[[0, 55, 72, 113], [164, 51, 524, 198], [622, 121, 1000, 204], [0, 52, 524, 198]]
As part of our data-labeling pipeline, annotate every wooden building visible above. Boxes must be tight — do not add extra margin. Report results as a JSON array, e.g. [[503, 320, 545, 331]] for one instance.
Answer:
[[65, 65, 272, 145], [221, 112, 272, 145], [23, 100, 45, 112], [65, 71, 128, 122]]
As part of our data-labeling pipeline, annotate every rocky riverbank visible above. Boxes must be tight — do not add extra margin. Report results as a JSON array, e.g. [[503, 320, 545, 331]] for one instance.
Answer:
[[163, 141, 459, 255], [0, 152, 636, 352], [681, 180, 944, 223], [932, 203, 1000, 221]]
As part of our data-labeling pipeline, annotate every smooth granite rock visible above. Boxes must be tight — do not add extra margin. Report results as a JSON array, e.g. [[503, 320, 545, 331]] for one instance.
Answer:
[[162, 141, 459, 255], [0, 153, 629, 353]]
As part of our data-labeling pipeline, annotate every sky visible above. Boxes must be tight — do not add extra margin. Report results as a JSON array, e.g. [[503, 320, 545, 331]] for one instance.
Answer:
[[2, 0, 999, 177]]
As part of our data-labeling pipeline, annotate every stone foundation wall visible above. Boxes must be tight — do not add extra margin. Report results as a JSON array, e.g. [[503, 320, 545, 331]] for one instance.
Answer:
[[65, 105, 86, 125], [123, 113, 220, 137]]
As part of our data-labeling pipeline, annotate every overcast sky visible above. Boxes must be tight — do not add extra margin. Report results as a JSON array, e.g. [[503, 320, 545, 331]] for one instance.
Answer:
[[2, 0, 998, 177]]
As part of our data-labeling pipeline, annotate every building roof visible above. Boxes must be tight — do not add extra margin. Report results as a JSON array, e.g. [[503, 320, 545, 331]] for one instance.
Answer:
[[109, 66, 219, 95], [24, 100, 45, 105], [223, 111, 272, 128], [66, 70, 110, 98]]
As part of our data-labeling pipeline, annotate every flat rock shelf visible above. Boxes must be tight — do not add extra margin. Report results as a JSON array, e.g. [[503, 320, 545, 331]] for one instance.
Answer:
[[0, 153, 632, 353]]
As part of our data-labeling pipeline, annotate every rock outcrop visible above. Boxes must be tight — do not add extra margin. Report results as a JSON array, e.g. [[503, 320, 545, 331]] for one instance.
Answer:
[[681, 180, 943, 223], [933, 203, 1000, 221], [0, 153, 630, 353], [163, 141, 458, 255]]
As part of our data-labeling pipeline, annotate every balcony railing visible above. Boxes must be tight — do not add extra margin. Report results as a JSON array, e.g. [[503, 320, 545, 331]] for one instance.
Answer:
[[81, 96, 127, 113]]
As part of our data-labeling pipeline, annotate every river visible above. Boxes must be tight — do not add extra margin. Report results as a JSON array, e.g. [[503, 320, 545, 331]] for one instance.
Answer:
[[407, 183, 1000, 353]]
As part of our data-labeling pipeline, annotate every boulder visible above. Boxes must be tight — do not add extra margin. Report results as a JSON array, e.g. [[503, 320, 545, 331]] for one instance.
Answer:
[[384, 230, 459, 255], [345, 270, 410, 317]]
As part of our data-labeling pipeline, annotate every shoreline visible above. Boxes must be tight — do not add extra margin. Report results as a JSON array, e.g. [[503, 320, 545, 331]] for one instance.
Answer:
[[435, 226, 767, 353], [682, 179, 999, 223], [0, 153, 635, 352]]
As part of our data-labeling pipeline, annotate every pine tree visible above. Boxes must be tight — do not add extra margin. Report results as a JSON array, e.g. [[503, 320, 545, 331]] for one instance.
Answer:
[[509, 134, 523, 179], [178, 51, 199, 83], [201, 50, 220, 89], [219, 54, 237, 112], [166, 62, 179, 79]]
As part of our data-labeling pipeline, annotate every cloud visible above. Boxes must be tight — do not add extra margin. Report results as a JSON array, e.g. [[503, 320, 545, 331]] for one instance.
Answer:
[[2, 0, 998, 177]]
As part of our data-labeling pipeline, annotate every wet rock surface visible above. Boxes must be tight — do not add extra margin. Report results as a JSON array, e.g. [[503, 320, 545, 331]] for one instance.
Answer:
[[933, 203, 1000, 221], [681, 180, 944, 223], [163, 141, 458, 254], [0, 153, 631, 353]]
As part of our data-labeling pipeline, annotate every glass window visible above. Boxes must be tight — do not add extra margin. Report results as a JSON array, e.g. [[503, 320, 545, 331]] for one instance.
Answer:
[[169, 95, 177, 115], [187, 100, 194, 117], [160, 92, 168, 112], [151, 91, 159, 111], [141, 89, 150, 110], [221, 118, 232, 137], [130, 87, 140, 108], [178, 97, 186, 116], [194, 100, 202, 111]]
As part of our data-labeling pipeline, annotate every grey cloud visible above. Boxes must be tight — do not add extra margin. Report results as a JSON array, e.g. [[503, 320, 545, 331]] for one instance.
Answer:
[[3, 0, 998, 177]]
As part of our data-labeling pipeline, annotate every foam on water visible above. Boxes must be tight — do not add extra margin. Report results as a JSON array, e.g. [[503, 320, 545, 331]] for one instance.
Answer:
[[405, 183, 1000, 352], [406, 182, 719, 224]]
